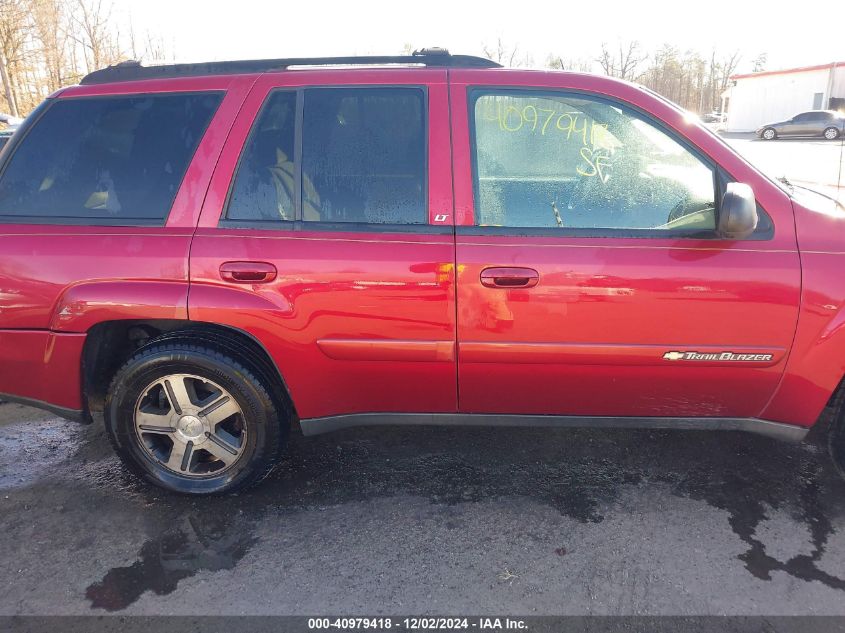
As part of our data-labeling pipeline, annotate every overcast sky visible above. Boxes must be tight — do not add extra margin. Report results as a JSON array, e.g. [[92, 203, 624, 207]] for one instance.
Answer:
[[113, 0, 842, 75]]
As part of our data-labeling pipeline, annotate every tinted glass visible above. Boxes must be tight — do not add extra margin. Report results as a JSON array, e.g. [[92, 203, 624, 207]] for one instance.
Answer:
[[302, 87, 426, 224], [472, 92, 716, 232], [227, 91, 297, 221], [0, 93, 221, 223]]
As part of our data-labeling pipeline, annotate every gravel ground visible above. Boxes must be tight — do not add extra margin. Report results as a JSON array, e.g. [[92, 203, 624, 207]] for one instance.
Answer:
[[1, 401, 845, 616]]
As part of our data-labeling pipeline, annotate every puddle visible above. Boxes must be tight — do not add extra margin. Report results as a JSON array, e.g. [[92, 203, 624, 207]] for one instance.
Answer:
[[736, 460, 845, 591], [670, 437, 845, 592], [86, 513, 256, 611]]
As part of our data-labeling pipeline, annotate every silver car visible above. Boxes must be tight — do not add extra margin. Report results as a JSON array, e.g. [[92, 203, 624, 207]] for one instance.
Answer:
[[757, 110, 844, 140]]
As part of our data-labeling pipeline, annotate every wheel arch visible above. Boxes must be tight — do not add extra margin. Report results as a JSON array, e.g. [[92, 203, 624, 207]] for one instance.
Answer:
[[82, 319, 298, 424]]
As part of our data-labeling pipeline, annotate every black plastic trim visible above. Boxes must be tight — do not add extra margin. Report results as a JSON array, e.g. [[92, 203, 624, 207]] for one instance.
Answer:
[[455, 225, 716, 239], [217, 219, 453, 235], [0, 215, 166, 227], [81, 53, 501, 85], [0, 393, 90, 423], [300, 412, 809, 442]]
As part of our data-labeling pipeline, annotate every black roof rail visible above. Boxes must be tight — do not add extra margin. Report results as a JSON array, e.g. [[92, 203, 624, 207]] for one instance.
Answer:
[[80, 48, 502, 85]]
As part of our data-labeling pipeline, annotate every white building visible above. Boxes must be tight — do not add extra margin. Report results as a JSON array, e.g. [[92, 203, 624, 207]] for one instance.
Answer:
[[722, 62, 845, 132]]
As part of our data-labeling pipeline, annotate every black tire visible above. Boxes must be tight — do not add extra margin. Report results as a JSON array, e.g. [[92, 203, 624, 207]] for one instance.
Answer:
[[761, 128, 777, 140], [823, 126, 840, 141], [104, 342, 287, 494], [829, 409, 845, 481]]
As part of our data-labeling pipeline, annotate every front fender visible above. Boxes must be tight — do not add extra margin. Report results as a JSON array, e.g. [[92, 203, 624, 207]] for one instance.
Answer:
[[762, 198, 845, 425]]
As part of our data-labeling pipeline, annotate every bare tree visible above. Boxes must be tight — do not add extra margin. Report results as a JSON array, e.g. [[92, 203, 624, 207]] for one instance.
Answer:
[[71, 0, 121, 73], [596, 40, 647, 80], [719, 50, 741, 90], [482, 37, 523, 67], [546, 54, 592, 72], [30, 0, 71, 92], [752, 52, 767, 73], [0, 0, 29, 115]]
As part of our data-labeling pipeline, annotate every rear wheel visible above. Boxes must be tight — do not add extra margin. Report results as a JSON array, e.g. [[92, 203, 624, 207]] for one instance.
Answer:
[[830, 413, 845, 481], [105, 342, 287, 494], [762, 128, 776, 140], [823, 127, 840, 140]]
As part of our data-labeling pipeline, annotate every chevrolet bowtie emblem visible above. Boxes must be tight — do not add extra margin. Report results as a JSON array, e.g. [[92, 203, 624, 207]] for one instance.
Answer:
[[663, 351, 686, 361]]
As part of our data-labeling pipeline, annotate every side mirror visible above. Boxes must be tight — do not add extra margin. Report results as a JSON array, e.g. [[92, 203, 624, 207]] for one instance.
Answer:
[[718, 182, 758, 240]]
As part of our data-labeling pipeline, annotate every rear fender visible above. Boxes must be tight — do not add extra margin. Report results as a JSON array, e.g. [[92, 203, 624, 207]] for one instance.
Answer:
[[49, 281, 190, 333]]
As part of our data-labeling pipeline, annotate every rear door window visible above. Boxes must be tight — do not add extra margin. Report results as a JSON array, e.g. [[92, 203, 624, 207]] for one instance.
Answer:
[[226, 87, 427, 226], [0, 92, 222, 224], [302, 87, 426, 225]]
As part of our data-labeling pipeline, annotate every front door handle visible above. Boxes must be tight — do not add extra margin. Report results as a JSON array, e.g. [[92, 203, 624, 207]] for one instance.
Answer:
[[480, 267, 539, 288], [219, 261, 277, 284]]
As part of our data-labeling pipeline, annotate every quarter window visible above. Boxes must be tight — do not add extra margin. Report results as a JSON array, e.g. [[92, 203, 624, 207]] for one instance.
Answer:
[[0, 93, 222, 223], [471, 92, 717, 233]]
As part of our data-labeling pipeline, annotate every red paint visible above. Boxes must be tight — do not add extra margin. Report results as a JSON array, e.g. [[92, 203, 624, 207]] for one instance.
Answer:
[[0, 64, 840, 433], [0, 330, 85, 408]]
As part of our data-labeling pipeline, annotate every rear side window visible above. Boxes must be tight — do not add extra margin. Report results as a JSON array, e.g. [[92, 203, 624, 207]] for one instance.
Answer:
[[0, 93, 222, 224], [471, 91, 716, 234], [226, 87, 426, 225]]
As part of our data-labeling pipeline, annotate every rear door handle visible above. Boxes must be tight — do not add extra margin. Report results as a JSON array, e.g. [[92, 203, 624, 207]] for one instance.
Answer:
[[219, 261, 277, 284], [480, 267, 539, 288]]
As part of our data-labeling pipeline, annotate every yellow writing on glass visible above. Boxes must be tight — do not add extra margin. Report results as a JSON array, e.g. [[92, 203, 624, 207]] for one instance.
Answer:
[[576, 147, 612, 183], [482, 99, 615, 182]]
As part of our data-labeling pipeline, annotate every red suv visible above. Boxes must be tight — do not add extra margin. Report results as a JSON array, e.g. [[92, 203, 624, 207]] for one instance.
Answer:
[[1, 49, 844, 494]]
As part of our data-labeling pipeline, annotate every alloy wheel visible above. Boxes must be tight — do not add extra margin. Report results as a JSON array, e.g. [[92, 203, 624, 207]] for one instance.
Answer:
[[133, 374, 246, 477]]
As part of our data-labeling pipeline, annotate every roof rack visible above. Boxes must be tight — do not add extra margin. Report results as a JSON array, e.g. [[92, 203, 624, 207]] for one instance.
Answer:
[[80, 48, 502, 85]]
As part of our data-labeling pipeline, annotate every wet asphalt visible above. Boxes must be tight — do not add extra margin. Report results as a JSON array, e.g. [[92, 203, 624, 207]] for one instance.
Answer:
[[1, 401, 845, 616]]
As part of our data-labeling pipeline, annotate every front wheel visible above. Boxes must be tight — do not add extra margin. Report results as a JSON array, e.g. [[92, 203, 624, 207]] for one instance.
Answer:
[[105, 343, 287, 494], [823, 127, 840, 140], [762, 128, 777, 140]]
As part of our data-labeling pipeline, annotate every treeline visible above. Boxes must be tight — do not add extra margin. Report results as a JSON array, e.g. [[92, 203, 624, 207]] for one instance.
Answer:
[[0, 0, 163, 116], [0, 12, 761, 119], [489, 38, 759, 115]]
